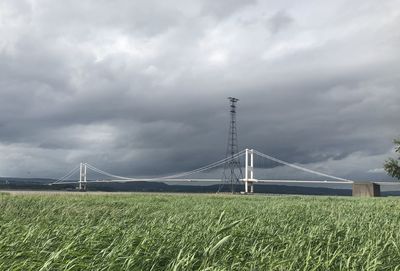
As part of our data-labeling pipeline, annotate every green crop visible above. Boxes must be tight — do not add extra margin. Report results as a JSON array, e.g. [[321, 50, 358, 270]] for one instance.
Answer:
[[1, 193, 400, 270]]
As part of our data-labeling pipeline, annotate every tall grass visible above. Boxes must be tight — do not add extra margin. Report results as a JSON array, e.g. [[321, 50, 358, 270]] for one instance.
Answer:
[[1, 194, 400, 270]]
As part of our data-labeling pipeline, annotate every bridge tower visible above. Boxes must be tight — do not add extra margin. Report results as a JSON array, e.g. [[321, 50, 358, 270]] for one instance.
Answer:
[[79, 162, 87, 191], [243, 148, 257, 193], [220, 97, 243, 193]]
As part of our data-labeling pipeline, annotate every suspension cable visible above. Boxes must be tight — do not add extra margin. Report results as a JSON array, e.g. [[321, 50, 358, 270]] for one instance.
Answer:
[[52, 165, 80, 184], [158, 150, 245, 179], [84, 150, 246, 181], [85, 164, 135, 180], [253, 150, 352, 182], [52, 149, 350, 185]]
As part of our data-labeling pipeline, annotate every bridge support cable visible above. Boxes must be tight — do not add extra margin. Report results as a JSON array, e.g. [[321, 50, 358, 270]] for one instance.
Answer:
[[52, 165, 80, 184], [158, 150, 245, 180], [85, 164, 136, 180], [253, 150, 352, 182], [52, 150, 246, 185], [52, 149, 351, 193], [86, 151, 245, 181]]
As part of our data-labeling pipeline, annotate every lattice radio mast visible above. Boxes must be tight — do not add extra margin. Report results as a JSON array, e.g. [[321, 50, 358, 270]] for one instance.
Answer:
[[219, 97, 243, 193]]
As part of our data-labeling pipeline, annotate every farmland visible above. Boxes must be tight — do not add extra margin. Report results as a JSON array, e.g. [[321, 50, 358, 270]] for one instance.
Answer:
[[1, 193, 400, 270]]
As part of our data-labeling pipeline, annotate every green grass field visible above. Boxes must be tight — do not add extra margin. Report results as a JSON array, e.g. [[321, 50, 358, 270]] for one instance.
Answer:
[[1, 193, 400, 270]]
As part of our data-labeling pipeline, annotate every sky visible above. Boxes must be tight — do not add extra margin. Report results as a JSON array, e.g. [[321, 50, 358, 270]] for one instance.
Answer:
[[0, 0, 399, 181]]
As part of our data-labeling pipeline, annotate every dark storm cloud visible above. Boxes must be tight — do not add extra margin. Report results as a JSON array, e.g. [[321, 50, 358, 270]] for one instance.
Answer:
[[0, 0, 399, 180], [267, 10, 293, 34]]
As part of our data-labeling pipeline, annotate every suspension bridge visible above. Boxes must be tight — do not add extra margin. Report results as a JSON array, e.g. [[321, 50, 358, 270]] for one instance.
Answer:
[[49, 97, 393, 196], [51, 148, 355, 193]]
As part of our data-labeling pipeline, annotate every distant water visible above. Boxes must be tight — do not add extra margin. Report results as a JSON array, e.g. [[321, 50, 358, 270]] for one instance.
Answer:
[[165, 180, 400, 192]]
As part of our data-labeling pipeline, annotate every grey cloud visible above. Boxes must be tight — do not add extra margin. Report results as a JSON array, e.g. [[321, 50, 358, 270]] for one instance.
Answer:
[[201, 0, 257, 18], [0, 0, 399, 180], [267, 10, 293, 34]]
